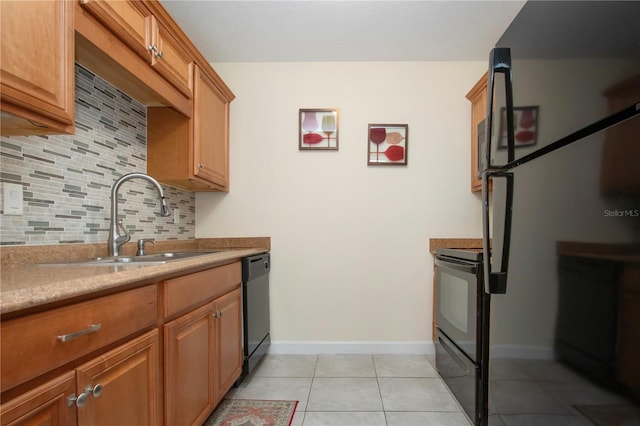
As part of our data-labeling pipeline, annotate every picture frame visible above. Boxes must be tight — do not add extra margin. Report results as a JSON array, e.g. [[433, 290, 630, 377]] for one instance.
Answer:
[[299, 108, 339, 150], [367, 124, 408, 165], [498, 105, 539, 150]]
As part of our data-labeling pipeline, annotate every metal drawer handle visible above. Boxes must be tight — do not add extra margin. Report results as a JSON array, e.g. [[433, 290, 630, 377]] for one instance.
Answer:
[[57, 323, 102, 342]]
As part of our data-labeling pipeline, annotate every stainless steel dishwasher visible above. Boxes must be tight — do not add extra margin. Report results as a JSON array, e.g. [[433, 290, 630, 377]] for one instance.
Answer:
[[240, 253, 270, 381]]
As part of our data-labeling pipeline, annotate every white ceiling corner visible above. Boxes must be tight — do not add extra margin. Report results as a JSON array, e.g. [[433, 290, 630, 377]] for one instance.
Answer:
[[159, 0, 526, 63]]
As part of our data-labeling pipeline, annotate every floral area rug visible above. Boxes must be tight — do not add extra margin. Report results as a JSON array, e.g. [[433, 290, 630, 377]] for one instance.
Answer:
[[204, 399, 298, 426]]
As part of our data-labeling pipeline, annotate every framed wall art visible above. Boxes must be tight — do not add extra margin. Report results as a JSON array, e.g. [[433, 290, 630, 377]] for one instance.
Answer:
[[299, 108, 339, 150], [498, 105, 539, 149], [367, 124, 408, 165]]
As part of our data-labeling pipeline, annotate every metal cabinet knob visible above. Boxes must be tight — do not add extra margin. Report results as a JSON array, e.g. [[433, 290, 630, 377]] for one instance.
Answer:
[[85, 383, 103, 398], [70, 392, 89, 407], [147, 44, 163, 58], [68, 384, 103, 408]]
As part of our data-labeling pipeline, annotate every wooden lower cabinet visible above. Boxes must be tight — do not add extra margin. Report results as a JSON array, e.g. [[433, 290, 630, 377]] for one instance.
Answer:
[[1, 262, 245, 426], [164, 302, 216, 426], [0, 330, 159, 426], [213, 288, 243, 403], [164, 287, 243, 426], [0, 372, 76, 426], [618, 265, 640, 397], [75, 330, 161, 426]]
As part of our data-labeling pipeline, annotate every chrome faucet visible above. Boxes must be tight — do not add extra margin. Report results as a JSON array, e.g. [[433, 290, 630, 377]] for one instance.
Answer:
[[108, 173, 170, 257]]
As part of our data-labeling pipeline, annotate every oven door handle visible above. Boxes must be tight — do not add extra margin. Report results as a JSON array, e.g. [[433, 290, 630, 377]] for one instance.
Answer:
[[435, 257, 478, 275]]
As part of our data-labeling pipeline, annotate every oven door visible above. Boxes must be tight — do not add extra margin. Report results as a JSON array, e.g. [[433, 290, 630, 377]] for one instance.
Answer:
[[435, 255, 482, 361]]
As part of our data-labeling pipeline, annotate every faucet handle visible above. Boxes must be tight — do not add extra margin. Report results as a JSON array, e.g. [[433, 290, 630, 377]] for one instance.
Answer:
[[115, 219, 130, 245], [137, 238, 156, 256]]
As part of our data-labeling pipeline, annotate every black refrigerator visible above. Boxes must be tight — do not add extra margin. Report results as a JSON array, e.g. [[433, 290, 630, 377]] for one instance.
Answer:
[[481, 1, 640, 424]]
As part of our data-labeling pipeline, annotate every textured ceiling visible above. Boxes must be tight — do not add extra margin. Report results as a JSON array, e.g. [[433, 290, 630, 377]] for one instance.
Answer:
[[160, 0, 526, 63]]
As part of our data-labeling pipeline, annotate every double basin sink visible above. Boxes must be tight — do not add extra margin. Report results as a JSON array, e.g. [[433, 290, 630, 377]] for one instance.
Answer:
[[41, 251, 227, 267]]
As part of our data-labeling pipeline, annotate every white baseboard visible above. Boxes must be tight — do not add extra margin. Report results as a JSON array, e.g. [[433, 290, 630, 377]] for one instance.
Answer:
[[269, 341, 434, 355]]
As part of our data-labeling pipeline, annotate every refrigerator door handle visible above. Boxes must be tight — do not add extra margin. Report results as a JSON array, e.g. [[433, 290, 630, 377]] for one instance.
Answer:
[[486, 47, 515, 167], [482, 170, 514, 294]]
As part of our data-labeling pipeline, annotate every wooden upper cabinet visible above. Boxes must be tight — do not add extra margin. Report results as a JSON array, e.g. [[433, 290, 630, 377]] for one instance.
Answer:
[[79, 0, 150, 59], [0, 0, 74, 135], [600, 74, 640, 196], [148, 16, 193, 98], [466, 72, 488, 193], [193, 66, 230, 190], [148, 65, 231, 192], [80, 0, 193, 98]]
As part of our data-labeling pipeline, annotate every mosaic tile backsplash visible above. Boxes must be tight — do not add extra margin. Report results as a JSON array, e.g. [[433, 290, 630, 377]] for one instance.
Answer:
[[0, 64, 195, 245]]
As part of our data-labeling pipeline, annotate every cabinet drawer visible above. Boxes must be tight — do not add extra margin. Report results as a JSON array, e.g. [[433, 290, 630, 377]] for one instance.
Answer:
[[162, 262, 241, 319], [149, 17, 193, 98], [1, 285, 157, 393], [79, 0, 151, 60]]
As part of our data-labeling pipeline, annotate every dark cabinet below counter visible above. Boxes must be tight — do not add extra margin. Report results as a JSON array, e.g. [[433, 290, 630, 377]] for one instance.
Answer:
[[556, 255, 640, 400]]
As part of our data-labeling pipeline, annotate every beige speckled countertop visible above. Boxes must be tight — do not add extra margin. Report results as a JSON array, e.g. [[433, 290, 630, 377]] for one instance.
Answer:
[[0, 238, 269, 315], [428, 238, 484, 254]]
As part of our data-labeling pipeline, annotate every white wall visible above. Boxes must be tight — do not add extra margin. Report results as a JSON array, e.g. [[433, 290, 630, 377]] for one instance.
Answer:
[[196, 61, 486, 353]]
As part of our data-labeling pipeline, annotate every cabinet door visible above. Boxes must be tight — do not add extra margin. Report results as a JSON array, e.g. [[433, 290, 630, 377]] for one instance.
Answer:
[[466, 72, 488, 193], [0, 0, 74, 134], [148, 16, 193, 98], [600, 75, 640, 195], [0, 372, 76, 426], [618, 265, 640, 394], [75, 330, 161, 426], [193, 66, 230, 191], [164, 302, 215, 426], [213, 288, 243, 404], [79, 0, 151, 60]]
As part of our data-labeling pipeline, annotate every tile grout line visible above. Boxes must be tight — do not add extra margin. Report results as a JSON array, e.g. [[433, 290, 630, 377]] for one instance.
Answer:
[[372, 354, 391, 426], [299, 354, 320, 425]]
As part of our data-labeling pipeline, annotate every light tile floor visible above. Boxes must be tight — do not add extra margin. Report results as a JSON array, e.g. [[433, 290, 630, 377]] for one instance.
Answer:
[[223, 354, 639, 425], [226, 354, 472, 426]]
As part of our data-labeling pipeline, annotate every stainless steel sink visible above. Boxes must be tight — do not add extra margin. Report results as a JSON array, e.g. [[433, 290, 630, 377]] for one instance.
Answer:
[[39, 251, 227, 267]]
